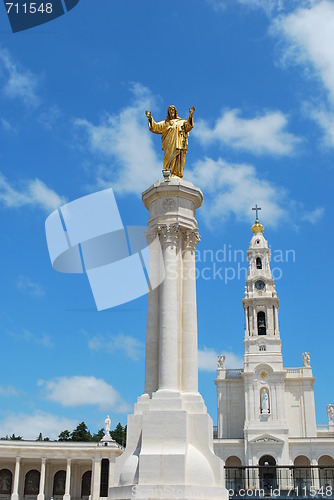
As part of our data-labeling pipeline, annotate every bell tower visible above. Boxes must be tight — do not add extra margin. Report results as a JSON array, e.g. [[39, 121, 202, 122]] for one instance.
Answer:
[[242, 207, 290, 466]]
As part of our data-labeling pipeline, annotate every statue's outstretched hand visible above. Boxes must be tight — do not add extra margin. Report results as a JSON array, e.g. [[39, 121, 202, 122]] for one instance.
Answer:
[[145, 110, 151, 119], [189, 106, 195, 116]]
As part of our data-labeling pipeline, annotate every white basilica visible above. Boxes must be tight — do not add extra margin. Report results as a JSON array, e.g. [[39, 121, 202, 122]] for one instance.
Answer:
[[0, 212, 333, 500], [213, 214, 334, 496]]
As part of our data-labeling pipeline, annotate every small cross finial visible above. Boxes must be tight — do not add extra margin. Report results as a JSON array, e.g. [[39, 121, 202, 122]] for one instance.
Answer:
[[252, 204, 261, 221]]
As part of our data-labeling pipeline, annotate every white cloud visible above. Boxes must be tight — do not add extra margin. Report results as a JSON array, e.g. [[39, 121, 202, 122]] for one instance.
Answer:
[[300, 206, 324, 224], [17, 275, 46, 298], [0, 411, 77, 440], [0, 48, 40, 107], [0, 173, 66, 212], [188, 157, 323, 228], [272, 1, 334, 146], [88, 333, 144, 361], [10, 330, 53, 348], [194, 108, 300, 156], [74, 83, 160, 195], [38, 376, 130, 413], [0, 385, 20, 397], [188, 157, 287, 227], [207, 0, 317, 16], [198, 347, 243, 372], [0, 117, 15, 132]]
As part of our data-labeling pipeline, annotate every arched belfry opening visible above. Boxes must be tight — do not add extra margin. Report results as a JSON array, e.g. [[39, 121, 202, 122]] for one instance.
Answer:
[[256, 257, 262, 269], [257, 311, 266, 335]]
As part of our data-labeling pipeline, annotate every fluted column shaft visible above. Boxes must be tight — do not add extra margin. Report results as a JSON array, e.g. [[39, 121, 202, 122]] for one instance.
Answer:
[[182, 229, 200, 392], [158, 224, 179, 391], [144, 230, 160, 394]]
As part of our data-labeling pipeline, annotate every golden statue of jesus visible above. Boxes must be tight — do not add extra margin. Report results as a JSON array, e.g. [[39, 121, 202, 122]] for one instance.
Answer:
[[145, 105, 195, 179]]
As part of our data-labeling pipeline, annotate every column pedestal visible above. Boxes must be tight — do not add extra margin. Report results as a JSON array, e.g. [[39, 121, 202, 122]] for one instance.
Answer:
[[109, 178, 227, 500]]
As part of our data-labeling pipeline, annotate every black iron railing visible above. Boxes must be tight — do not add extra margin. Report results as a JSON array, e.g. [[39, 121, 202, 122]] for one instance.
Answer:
[[225, 466, 334, 499]]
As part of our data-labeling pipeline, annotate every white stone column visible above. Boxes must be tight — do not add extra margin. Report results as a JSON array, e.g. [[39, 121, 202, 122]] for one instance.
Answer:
[[274, 307, 279, 335], [182, 229, 200, 393], [144, 230, 160, 395], [63, 459, 71, 500], [158, 223, 179, 391], [311, 459, 320, 490], [244, 307, 249, 336], [11, 457, 21, 500], [37, 458, 46, 500], [91, 458, 101, 500], [88, 459, 94, 500]]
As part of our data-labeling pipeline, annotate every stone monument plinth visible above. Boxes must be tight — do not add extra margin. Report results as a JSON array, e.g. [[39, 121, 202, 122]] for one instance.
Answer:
[[109, 177, 227, 500]]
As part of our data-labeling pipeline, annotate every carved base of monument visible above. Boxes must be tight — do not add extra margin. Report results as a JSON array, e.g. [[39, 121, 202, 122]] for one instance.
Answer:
[[109, 178, 227, 500], [109, 392, 227, 500]]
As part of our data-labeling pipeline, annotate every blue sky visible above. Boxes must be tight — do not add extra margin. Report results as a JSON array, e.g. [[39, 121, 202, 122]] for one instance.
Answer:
[[1, 0, 333, 440]]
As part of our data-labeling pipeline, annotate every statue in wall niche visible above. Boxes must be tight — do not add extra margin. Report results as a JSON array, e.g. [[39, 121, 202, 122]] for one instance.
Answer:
[[302, 352, 311, 367], [327, 404, 334, 423], [261, 390, 269, 414], [218, 354, 225, 370], [105, 414, 111, 436], [145, 105, 195, 179]]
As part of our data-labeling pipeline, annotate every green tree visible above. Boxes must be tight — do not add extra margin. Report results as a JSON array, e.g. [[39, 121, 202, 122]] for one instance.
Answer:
[[110, 423, 126, 447], [58, 430, 71, 441], [9, 434, 22, 440], [71, 422, 92, 442], [92, 428, 105, 442]]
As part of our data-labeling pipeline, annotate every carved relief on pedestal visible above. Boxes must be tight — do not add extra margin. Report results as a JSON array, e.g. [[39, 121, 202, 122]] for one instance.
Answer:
[[161, 198, 177, 213]]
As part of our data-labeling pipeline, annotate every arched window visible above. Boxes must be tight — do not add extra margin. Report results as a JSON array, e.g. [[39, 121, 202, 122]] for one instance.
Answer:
[[294, 456, 312, 493], [24, 470, 40, 496], [257, 311, 266, 335], [256, 257, 262, 269], [81, 471, 92, 497], [100, 459, 109, 497], [259, 456, 277, 493], [0, 469, 12, 494], [53, 470, 66, 496], [318, 456, 334, 490], [225, 456, 243, 492]]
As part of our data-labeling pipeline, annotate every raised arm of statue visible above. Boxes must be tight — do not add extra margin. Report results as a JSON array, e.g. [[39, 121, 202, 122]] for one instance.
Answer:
[[182, 106, 195, 134], [146, 110, 165, 135]]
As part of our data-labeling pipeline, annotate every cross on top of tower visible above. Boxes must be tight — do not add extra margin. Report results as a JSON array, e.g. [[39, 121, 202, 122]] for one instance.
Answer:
[[252, 204, 261, 222]]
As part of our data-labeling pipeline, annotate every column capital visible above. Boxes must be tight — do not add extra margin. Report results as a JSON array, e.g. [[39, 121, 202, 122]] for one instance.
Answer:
[[157, 223, 180, 245], [182, 229, 200, 251], [145, 229, 158, 245]]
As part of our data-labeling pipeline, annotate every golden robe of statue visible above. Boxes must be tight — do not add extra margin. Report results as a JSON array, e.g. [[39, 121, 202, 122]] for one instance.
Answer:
[[145, 105, 195, 179]]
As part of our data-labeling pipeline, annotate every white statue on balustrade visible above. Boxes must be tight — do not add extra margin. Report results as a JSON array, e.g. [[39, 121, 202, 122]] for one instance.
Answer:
[[218, 354, 225, 370], [327, 404, 334, 425], [105, 415, 111, 437], [302, 352, 310, 367]]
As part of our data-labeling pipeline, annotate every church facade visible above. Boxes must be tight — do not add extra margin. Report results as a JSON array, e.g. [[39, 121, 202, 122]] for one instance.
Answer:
[[213, 217, 334, 497]]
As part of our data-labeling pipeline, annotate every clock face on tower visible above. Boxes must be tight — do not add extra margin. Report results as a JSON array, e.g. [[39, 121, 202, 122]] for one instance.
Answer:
[[255, 280, 265, 291]]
